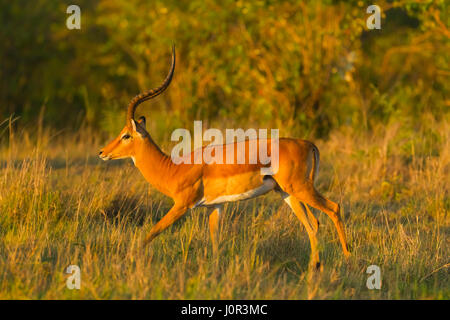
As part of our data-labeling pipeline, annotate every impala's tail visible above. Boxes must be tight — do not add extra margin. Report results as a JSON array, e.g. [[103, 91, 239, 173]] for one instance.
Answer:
[[310, 144, 320, 182]]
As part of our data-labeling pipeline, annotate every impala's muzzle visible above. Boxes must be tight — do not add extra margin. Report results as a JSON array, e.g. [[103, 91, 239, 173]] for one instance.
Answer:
[[98, 150, 111, 161]]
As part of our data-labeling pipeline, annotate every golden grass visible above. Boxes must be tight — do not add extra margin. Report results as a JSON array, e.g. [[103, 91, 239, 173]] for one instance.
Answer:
[[0, 117, 448, 299]]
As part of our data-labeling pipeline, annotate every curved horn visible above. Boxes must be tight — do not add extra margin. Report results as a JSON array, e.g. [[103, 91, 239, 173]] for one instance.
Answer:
[[126, 45, 176, 123]]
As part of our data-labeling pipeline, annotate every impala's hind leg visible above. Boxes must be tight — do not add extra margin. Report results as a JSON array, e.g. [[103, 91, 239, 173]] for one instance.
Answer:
[[281, 193, 320, 269], [302, 201, 319, 234], [299, 185, 350, 257]]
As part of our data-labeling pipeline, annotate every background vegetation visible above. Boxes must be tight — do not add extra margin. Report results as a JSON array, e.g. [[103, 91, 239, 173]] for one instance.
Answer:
[[0, 0, 448, 299]]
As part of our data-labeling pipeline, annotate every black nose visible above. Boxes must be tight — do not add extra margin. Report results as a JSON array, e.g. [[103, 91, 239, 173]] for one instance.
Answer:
[[99, 151, 103, 155]]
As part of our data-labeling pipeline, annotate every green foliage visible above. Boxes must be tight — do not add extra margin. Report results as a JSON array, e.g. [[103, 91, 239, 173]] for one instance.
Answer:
[[1, 0, 448, 139]]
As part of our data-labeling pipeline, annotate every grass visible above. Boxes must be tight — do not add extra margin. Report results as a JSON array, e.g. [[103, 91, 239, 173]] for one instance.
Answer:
[[0, 117, 448, 299]]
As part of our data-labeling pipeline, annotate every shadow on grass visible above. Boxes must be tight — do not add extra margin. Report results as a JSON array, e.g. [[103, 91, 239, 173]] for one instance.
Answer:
[[257, 234, 311, 275], [101, 195, 154, 227]]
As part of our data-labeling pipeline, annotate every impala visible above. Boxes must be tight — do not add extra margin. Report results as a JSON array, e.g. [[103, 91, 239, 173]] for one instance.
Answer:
[[99, 46, 350, 268]]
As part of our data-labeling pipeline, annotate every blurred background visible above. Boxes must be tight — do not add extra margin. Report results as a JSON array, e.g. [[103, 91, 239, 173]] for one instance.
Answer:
[[0, 0, 448, 142]]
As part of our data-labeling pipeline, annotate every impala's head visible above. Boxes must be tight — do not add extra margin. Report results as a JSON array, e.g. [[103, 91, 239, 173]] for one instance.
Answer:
[[99, 46, 175, 161]]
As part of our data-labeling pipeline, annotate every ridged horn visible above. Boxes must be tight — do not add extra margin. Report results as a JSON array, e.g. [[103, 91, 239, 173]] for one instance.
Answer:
[[126, 45, 176, 123]]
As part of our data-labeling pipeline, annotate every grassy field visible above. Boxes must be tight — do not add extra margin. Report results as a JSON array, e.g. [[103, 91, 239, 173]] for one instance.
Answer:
[[0, 117, 448, 299]]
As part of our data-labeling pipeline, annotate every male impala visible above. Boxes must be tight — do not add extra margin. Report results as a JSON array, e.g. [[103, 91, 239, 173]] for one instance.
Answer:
[[99, 46, 350, 268]]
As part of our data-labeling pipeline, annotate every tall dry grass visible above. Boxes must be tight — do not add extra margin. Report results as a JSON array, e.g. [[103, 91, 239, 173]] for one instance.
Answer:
[[0, 115, 448, 299]]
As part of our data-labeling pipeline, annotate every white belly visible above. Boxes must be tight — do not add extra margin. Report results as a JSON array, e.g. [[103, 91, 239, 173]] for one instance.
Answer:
[[193, 178, 276, 207]]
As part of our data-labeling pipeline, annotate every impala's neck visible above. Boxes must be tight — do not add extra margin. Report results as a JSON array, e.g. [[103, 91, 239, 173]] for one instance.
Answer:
[[133, 135, 175, 196]]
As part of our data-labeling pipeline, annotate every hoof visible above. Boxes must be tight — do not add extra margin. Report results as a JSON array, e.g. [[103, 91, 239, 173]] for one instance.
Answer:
[[309, 261, 322, 273]]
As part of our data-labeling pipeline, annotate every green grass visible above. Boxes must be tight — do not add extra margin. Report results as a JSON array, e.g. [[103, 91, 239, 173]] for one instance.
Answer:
[[0, 119, 448, 299]]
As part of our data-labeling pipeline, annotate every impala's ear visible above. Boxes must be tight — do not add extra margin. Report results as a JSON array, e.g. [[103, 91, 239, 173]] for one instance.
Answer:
[[131, 118, 146, 137], [137, 116, 146, 129], [131, 119, 137, 132]]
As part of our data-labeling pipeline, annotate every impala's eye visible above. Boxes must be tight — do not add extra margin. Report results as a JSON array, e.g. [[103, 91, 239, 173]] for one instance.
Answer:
[[122, 134, 131, 140]]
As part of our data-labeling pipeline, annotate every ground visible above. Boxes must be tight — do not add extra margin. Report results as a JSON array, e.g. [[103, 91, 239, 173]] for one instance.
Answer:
[[0, 121, 448, 299]]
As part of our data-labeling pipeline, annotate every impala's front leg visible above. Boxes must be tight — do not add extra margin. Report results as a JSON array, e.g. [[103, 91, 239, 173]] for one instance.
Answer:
[[208, 205, 223, 255], [144, 204, 189, 244]]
